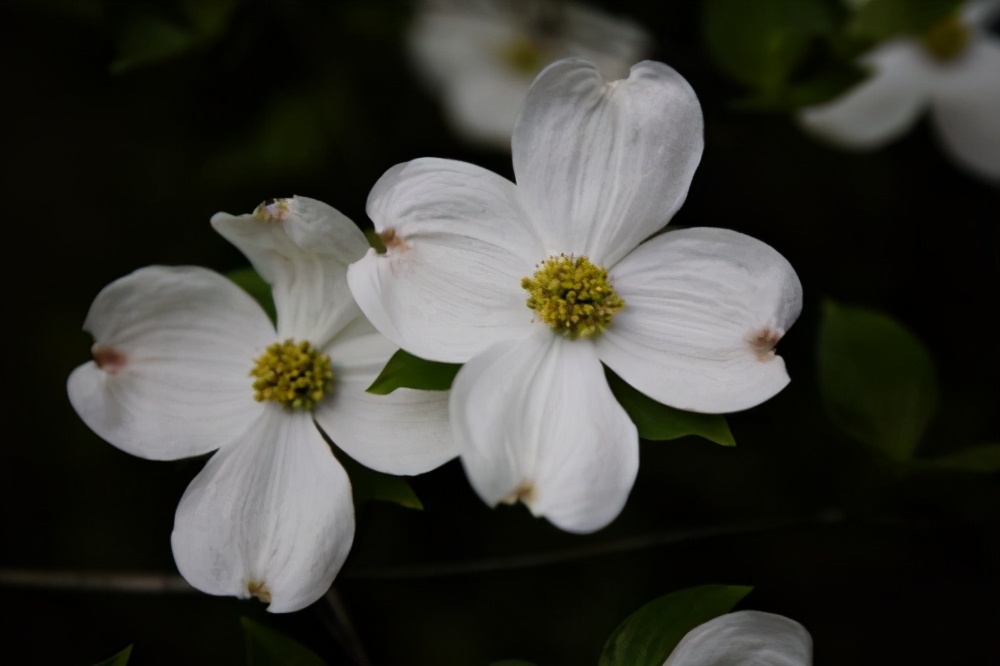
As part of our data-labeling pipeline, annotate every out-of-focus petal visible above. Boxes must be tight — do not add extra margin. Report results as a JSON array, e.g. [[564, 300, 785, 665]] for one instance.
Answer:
[[212, 196, 371, 349], [67, 266, 273, 460], [314, 322, 457, 475], [597, 228, 802, 414], [512, 59, 704, 266], [798, 40, 934, 149], [171, 408, 354, 614], [931, 37, 1000, 182], [664, 611, 813, 666], [348, 158, 540, 363], [453, 331, 638, 533]]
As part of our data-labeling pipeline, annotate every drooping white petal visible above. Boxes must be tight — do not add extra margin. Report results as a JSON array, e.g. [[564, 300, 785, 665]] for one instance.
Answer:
[[67, 266, 274, 461], [664, 611, 813, 666], [597, 228, 802, 414], [453, 331, 638, 533], [348, 158, 541, 363], [798, 40, 934, 149], [171, 408, 354, 614], [313, 320, 457, 475], [511, 58, 704, 266], [930, 37, 1000, 182], [212, 196, 371, 349]]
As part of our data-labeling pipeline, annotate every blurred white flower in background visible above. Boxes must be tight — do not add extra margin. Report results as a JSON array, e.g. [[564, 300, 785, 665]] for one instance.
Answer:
[[798, 0, 1000, 182], [664, 611, 813, 666], [407, 0, 650, 148]]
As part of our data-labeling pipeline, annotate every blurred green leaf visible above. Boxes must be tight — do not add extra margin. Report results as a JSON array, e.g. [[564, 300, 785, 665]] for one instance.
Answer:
[[489, 661, 537, 666], [242, 617, 326, 666], [817, 300, 939, 460], [606, 371, 735, 446], [848, 0, 961, 42], [599, 585, 753, 666], [704, 0, 833, 92], [93, 645, 132, 666], [227, 267, 276, 325], [364, 228, 387, 253], [737, 59, 870, 110], [919, 444, 1000, 473], [367, 349, 461, 395], [324, 433, 423, 510]]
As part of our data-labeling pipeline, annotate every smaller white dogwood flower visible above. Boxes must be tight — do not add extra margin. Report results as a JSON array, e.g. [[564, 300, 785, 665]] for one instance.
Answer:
[[798, 0, 1000, 182], [664, 611, 813, 666], [408, 0, 650, 148], [348, 58, 802, 533], [67, 197, 455, 612]]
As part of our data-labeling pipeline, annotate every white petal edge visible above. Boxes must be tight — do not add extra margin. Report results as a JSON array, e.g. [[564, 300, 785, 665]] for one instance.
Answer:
[[171, 408, 354, 613], [597, 228, 802, 414], [664, 611, 813, 666], [67, 266, 275, 460], [929, 37, 1000, 182], [314, 321, 457, 475], [798, 40, 935, 149], [212, 196, 371, 348], [512, 58, 704, 267], [348, 158, 541, 363], [453, 331, 638, 533]]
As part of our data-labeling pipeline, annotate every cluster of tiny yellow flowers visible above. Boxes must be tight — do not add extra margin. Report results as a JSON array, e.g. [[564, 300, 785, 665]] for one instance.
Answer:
[[922, 12, 970, 61], [250, 339, 334, 410], [522, 254, 625, 338]]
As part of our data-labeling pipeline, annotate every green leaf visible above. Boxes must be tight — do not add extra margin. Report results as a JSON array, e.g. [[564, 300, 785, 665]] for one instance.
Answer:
[[919, 444, 1000, 473], [227, 267, 276, 325], [606, 371, 735, 446], [93, 645, 132, 666], [242, 617, 327, 666], [599, 585, 753, 666], [848, 0, 961, 42], [364, 228, 387, 254], [817, 300, 939, 460], [704, 0, 833, 92], [366, 349, 461, 395]]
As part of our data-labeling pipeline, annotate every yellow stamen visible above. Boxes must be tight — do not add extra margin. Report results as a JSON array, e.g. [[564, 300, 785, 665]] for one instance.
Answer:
[[522, 254, 624, 338], [921, 13, 970, 61], [250, 339, 334, 410]]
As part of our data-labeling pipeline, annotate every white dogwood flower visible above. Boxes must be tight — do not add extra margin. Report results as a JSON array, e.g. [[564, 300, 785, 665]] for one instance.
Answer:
[[67, 197, 455, 612], [665, 611, 813, 666], [348, 59, 802, 533], [408, 0, 649, 148], [798, 0, 1000, 182]]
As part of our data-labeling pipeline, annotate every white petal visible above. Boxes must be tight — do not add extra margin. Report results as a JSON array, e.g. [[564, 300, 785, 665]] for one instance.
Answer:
[[930, 38, 1000, 182], [442, 68, 534, 148], [664, 611, 813, 666], [171, 409, 354, 613], [348, 158, 540, 363], [597, 228, 802, 414], [453, 331, 638, 533], [67, 266, 274, 461], [511, 59, 704, 266], [212, 196, 371, 348], [313, 322, 457, 475], [798, 40, 934, 149]]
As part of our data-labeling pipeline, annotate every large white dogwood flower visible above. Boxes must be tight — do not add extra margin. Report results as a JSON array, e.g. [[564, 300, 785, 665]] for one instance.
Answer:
[[408, 0, 649, 148], [348, 58, 803, 533], [664, 611, 813, 666], [67, 197, 455, 612], [798, 0, 1000, 182]]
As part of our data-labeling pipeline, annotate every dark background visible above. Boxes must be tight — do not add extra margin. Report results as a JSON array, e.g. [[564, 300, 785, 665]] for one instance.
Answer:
[[1, 0, 997, 664]]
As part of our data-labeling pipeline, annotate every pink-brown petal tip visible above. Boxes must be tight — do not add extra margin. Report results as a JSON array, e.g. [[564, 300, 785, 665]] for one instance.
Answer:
[[379, 227, 408, 253], [92, 344, 128, 375], [747, 327, 784, 362]]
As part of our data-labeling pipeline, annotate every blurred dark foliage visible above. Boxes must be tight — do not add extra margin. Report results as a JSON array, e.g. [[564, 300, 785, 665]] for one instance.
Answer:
[[0, 0, 996, 664]]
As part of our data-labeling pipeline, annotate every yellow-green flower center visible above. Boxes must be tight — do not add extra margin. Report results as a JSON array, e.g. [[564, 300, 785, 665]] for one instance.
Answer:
[[250, 339, 333, 410], [521, 254, 624, 338], [501, 37, 545, 74], [921, 13, 970, 61]]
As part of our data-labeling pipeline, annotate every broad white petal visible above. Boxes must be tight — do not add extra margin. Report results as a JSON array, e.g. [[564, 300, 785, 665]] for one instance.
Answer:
[[512, 59, 704, 266], [212, 196, 371, 348], [314, 323, 457, 475], [664, 611, 813, 666], [67, 266, 273, 460], [559, 2, 651, 76], [348, 158, 541, 363], [930, 38, 1000, 182], [454, 331, 638, 533], [171, 408, 354, 613], [443, 68, 534, 148], [597, 228, 802, 414], [798, 40, 934, 149]]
